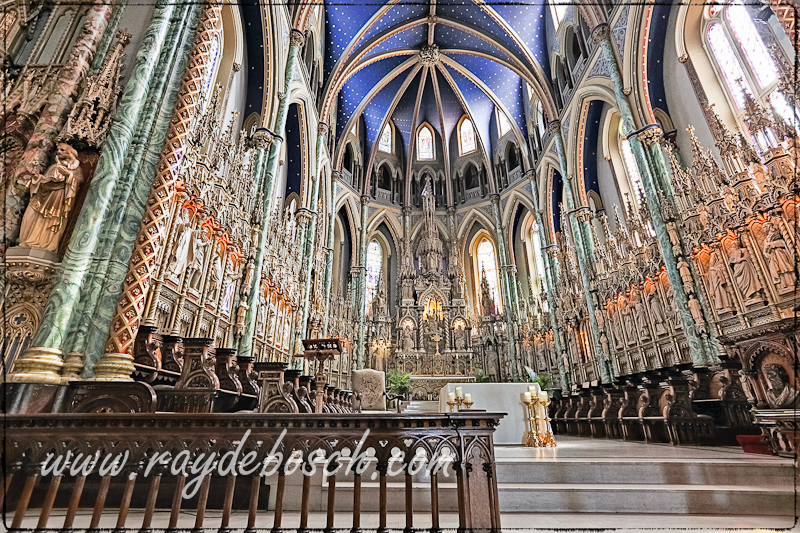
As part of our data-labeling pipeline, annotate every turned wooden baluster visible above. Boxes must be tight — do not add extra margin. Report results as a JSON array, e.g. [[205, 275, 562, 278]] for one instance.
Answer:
[[166, 474, 185, 533], [271, 471, 286, 533], [323, 461, 338, 533], [430, 472, 441, 533], [0, 467, 15, 509], [377, 462, 389, 533], [299, 463, 312, 533], [113, 471, 138, 533], [404, 464, 414, 533], [33, 475, 60, 533], [88, 475, 112, 530], [218, 474, 236, 533], [351, 472, 362, 533], [243, 474, 260, 533], [193, 475, 212, 533], [62, 474, 87, 532], [141, 469, 163, 533], [11, 468, 38, 530]]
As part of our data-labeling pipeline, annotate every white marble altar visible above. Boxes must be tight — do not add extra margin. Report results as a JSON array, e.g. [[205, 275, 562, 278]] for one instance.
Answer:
[[438, 383, 534, 445]]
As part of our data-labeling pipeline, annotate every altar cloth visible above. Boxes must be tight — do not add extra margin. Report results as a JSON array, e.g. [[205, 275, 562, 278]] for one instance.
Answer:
[[438, 383, 534, 445]]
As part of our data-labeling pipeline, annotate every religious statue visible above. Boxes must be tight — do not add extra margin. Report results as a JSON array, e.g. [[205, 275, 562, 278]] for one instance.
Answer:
[[632, 290, 651, 341], [762, 222, 795, 291], [762, 363, 798, 408], [647, 283, 668, 336], [235, 296, 248, 337], [607, 304, 623, 348], [729, 237, 764, 305], [401, 324, 415, 351], [454, 326, 467, 350], [677, 258, 694, 294], [688, 296, 707, 335], [707, 250, 734, 312], [165, 208, 194, 279], [620, 296, 636, 344], [220, 269, 242, 314], [208, 250, 224, 301], [18, 143, 84, 252]]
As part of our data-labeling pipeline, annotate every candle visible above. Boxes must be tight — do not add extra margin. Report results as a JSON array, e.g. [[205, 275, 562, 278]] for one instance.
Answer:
[[455, 387, 463, 398], [539, 391, 548, 402], [464, 393, 472, 402], [523, 391, 532, 402], [529, 383, 541, 395], [448, 392, 456, 402]]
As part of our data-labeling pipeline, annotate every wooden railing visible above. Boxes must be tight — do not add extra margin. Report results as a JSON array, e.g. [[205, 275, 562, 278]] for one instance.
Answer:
[[4, 411, 504, 532]]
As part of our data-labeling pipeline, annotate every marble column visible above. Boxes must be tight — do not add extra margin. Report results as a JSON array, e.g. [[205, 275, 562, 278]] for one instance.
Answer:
[[296, 122, 329, 348], [593, 23, 717, 367], [490, 194, 520, 381], [238, 29, 305, 360], [80, 5, 204, 378], [11, 1, 182, 384], [236, 132, 276, 360], [551, 125, 612, 383], [6, 1, 112, 246], [65, 4, 197, 365], [527, 171, 571, 391], [322, 171, 340, 336], [101, 3, 223, 358], [355, 196, 369, 370]]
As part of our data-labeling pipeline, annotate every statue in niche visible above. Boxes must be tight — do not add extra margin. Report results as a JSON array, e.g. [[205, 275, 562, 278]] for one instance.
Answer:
[[762, 363, 798, 408], [632, 290, 650, 341], [620, 296, 636, 344], [729, 237, 765, 305], [688, 296, 707, 335], [677, 258, 694, 294], [600, 332, 610, 360], [708, 250, 734, 312], [647, 284, 668, 336], [762, 222, 796, 291], [485, 340, 500, 379], [188, 233, 210, 289], [208, 250, 224, 301], [607, 304, 623, 348], [220, 269, 241, 315], [235, 296, 248, 337], [401, 324, 415, 351], [165, 208, 193, 280], [454, 327, 467, 351], [534, 335, 545, 369], [18, 143, 84, 252]]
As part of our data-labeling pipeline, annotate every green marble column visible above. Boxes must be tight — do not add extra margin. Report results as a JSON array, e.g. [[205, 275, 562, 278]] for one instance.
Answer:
[[79, 5, 203, 375], [65, 4, 197, 366], [236, 133, 275, 360], [527, 171, 571, 391], [22, 0, 179, 358], [490, 194, 520, 381], [238, 29, 306, 360], [88, 0, 128, 76], [593, 24, 717, 367], [294, 123, 329, 351], [552, 128, 612, 383], [321, 171, 339, 336], [355, 196, 369, 370]]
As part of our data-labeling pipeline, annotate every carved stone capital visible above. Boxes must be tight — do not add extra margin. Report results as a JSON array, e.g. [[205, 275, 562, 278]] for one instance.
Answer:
[[418, 43, 440, 66], [232, 62, 241, 72], [331, 170, 341, 182], [295, 207, 314, 224], [361, 195, 371, 206], [490, 193, 501, 205], [317, 122, 329, 137], [546, 120, 561, 137], [251, 128, 275, 149], [591, 24, 611, 45], [638, 125, 664, 148], [402, 206, 412, 216], [289, 29, 305, 48], [447, 206, 456, 216]]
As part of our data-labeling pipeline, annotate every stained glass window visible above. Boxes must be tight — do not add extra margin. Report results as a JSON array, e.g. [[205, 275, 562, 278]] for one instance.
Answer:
[[365, 240, 382, 313], [459, 119, 476, 154], [707, 23, 752, 108], [476, 238, 501, 313], [203, 34, 220, 99], [620, 135, 644, 204], [378, 123, 391, 152], [726, 2, 777, 89], [550, 1, 568, 26], [417, 126, 434, 160], [497, 112, 512, 137]]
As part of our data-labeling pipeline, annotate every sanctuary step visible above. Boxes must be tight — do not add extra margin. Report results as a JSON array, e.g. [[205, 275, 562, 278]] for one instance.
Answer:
[[401, 400, 440, 413], [303, 436, 794, 518]]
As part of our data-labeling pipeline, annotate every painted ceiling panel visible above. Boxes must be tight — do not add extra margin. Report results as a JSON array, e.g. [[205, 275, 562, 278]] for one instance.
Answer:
[[363, 25, 428, 61], [336, 55, 413, 139], [490, 1, 550, 75], [324, 0, 386, 77], [355, 3, 429, 51], [391, 68, 424, 156], [447, 52, 526, 137], [421, 72, 442, 136], [435, 69, 466, 145], [363, 72, 413, 151], [435, 24, 512, 63], [441, 65, 494, 155], [436, 1, 523, 59]]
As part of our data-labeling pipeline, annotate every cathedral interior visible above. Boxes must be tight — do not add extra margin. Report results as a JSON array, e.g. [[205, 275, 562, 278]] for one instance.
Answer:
[[0, 0, 798, 529]]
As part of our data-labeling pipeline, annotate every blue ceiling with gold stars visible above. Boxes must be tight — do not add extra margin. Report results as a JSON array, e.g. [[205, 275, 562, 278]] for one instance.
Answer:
[[324, 0, 550, 170]]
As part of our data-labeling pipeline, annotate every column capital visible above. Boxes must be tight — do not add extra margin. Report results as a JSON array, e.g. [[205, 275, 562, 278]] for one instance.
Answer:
[[402, 206, 412, 216], [289, 29, 305, 48], [251, 128, 275, 149], [590, 23, 611, 45], [546, 120, 561, 137], [317, 122, 330, 137], [489, 193, 501, 205], [331, 170, 341, 182], [295, 207, 314, 224], [360, 195, 371, 206], [634, 124, 664, 149], [447, 206, 456, 216]]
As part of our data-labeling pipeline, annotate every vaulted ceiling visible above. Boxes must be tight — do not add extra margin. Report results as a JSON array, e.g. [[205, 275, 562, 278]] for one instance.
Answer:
[[321, 0, 555, 175]]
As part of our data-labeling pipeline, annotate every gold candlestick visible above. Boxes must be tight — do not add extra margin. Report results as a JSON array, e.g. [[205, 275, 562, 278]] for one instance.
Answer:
[[463, 400, 474, 410], [538, 396, 557, 447], [523, 396, 540, 447], [447, 400, 456, 413]]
